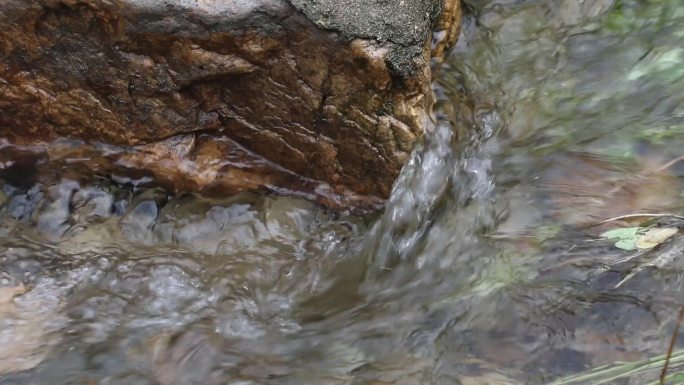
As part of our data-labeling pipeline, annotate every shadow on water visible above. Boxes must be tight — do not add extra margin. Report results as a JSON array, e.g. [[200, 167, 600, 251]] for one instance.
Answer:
[[2, 0, 684, 384]]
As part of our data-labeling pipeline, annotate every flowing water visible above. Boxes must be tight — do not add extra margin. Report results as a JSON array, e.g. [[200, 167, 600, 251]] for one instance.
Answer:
[[2, 1, 684, 384]]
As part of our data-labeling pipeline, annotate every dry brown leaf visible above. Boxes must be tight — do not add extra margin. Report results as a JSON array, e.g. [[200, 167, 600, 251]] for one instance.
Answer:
[[635, 227, 678, 249]]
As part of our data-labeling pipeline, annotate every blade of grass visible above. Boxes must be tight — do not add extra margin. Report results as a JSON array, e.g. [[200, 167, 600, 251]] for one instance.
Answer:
[[546, 350, 684, 385]]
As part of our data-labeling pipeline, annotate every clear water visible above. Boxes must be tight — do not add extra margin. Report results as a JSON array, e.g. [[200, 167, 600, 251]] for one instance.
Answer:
[[2, 1, 684, 384]]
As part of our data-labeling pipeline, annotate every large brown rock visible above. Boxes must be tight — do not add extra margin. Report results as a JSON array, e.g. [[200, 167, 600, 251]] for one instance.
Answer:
[[0, 0, 461, 209]]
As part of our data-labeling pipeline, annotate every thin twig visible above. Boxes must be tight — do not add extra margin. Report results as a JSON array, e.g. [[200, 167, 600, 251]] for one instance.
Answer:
[[611, 248, 649, 266], [660, 305, 684, 385], [657, 156, 684, 173], [592, 213, 684, 227]]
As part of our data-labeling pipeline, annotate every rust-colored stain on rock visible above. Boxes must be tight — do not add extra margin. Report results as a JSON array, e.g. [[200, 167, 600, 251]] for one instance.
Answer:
[[0, 0, 461, 209]]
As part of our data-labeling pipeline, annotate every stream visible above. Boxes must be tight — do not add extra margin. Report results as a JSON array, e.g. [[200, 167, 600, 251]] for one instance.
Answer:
[[2, 0, 684, 384]]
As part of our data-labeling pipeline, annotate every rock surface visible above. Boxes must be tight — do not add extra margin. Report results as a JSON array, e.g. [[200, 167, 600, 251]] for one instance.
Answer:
[[0, 0, 461, 208]]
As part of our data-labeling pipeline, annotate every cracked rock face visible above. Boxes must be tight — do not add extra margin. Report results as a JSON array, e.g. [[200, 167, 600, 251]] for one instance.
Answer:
[[0, 0, 461, 210]]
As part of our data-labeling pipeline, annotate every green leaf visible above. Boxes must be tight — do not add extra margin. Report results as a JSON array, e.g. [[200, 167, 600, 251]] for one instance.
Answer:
[[614, 239, 637, 250], [600, 227, 640, 240]]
